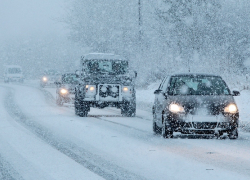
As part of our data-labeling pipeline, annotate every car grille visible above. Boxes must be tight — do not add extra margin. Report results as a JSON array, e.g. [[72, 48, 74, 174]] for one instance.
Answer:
[[192, 122, 217, 129], [99, 85, 119, 98]]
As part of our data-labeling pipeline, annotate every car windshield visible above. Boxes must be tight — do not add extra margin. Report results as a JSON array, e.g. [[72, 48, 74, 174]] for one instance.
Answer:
[[85, 60, 128, 75], [8, 68, 21, 74], [168, 75, 230, 95], [62, 74, 78, 84], [44, 70, 60, 76]]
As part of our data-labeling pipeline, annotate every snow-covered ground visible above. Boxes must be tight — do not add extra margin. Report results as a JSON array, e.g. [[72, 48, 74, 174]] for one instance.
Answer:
[[0, 80, 250, 179]]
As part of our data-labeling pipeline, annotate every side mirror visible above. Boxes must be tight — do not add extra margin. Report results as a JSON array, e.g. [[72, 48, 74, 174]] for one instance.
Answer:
[[134, 71, 137, 78], [232, 90, 240, 96], [154, 89, 162, 94], [54, 81, 61, 87], [75, 70, 80, 78]]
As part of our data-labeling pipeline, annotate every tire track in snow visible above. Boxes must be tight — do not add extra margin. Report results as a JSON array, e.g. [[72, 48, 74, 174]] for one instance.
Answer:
[[17, 83, 250, 178], [3, 86, 146, 180], [0, 154, 24, 180]]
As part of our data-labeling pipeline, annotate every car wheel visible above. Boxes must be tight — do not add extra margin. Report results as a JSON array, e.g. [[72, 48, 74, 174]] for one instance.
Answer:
[[153, 122, 162, 134], [153, 112, 162, 134], [4, 78, 9, 83], [56, 96, 63, 106], [75, 100, 79, 115], [228, 128, 238, 139], [78, 101, 89, 117], [121, 101, 136, 117], [162, 122, 173, 138], [40, 83, 45, 88], [216, 131, 224, 139]]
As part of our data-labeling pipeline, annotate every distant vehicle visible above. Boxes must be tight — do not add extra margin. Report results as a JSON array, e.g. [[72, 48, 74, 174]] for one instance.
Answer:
[[4, 65, 24, 83], [40, 69, 61, 88], [55, 73, 79, 106], [152, 73, 240, 139], [75, 53, 137, 117]]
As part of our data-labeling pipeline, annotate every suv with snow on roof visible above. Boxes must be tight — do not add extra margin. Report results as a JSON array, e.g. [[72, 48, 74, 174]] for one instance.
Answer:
[[74, 53, 137, 117]]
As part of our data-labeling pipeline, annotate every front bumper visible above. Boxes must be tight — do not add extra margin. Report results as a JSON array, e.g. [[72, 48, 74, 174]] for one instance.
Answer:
[[165, 113, 238, 134], [60, 93, 75, 103], [84, 84, 134, 102]]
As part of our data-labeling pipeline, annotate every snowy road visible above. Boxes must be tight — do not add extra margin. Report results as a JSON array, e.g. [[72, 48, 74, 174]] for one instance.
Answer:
[[1, 83, 250, 180]]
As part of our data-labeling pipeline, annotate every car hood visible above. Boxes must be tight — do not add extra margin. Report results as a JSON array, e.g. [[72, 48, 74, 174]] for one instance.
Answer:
[[82, 75, 133, 85], [61, 84, 76, 93], [168, 95, 236, 115]]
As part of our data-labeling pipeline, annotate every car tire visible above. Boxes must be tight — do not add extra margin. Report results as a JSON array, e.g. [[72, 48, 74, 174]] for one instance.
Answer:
[[4, 78, 9, 83], [153, 121, 162, 134], [121, 101, 136, 117], [75, 100, 79, 115], [40, 84, 45, 88], [77, 100, 89, 117], [228, 128, 238, 139], [153, 111, 162, 134], [56, 96, 63, 106], [162, 122, 173, 138]]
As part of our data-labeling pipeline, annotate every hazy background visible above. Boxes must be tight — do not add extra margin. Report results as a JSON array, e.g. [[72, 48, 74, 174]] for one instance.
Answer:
[[1, 0, 250, 86], [0, 0, 84, 78]]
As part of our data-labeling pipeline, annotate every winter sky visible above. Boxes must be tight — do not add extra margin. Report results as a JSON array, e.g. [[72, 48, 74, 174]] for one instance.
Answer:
[[0, 0, 67, 41]]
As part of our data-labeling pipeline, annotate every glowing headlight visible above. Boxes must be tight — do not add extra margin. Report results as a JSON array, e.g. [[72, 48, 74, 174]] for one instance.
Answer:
[[224, 104, 237, 113], [169, 103, 185, 113], [86, 85, 96, 92], [43, 77, 47, 82], [85, 85, 96, 97], [123, 87, 129, 92], [89, 86, 95, 91], [60, 89, 68, 94]]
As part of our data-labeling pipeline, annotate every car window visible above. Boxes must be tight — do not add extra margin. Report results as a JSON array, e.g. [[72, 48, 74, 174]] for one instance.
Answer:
[[62, 74, 78, 84], [168, 75, 230, 95], [8, 68, 22, 74], [161, 76, 170, 92], [85, 60, 128, 75], [158, 77, 167, 90]]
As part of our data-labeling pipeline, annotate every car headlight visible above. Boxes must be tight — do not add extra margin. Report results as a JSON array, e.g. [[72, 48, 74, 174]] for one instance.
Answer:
[[224, 104, 238, 113], [43, 77, 47, 82], [86, 85, 96, 92], [60, 88, 68, 94], [169, 103, 185, 113], [123, 86, 129, 92], [122, 86, 132, 97]]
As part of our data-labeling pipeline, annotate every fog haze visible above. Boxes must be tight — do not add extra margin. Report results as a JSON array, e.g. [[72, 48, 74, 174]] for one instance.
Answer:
[[0, 0, 66, 40]]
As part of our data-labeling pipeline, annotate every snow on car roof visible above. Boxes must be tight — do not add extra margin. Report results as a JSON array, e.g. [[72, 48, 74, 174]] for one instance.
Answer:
[[83, 53, 127, 61], [171, 73, 221, 77]]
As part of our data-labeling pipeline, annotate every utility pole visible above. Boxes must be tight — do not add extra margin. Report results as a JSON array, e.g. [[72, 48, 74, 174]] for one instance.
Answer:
[[138, 0, 142, 43]]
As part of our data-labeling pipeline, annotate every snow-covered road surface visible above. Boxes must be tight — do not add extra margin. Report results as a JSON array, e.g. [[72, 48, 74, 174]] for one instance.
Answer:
[[0, 82, 250, 180]]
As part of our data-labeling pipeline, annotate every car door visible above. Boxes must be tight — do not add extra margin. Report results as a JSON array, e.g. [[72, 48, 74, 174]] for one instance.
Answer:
[[154, 76, 169, 127]]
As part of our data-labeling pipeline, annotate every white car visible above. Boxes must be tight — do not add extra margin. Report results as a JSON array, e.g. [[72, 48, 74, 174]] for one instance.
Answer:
[[4, 65, 24, 83]]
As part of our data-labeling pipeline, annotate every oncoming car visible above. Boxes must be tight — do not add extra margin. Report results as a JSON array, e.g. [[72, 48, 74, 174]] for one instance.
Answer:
[[40, 69, 61, 88], [152, 73, 240, 139], [55, 73, 79, 106]]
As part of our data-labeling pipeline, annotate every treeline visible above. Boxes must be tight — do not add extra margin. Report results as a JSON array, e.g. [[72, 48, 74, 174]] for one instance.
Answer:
[[66, 0, 250, 86]]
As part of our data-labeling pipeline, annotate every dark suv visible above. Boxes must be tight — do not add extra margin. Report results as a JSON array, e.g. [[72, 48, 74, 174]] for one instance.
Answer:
[[75, 53, 137, 117], [152, 74, 240, 139]]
